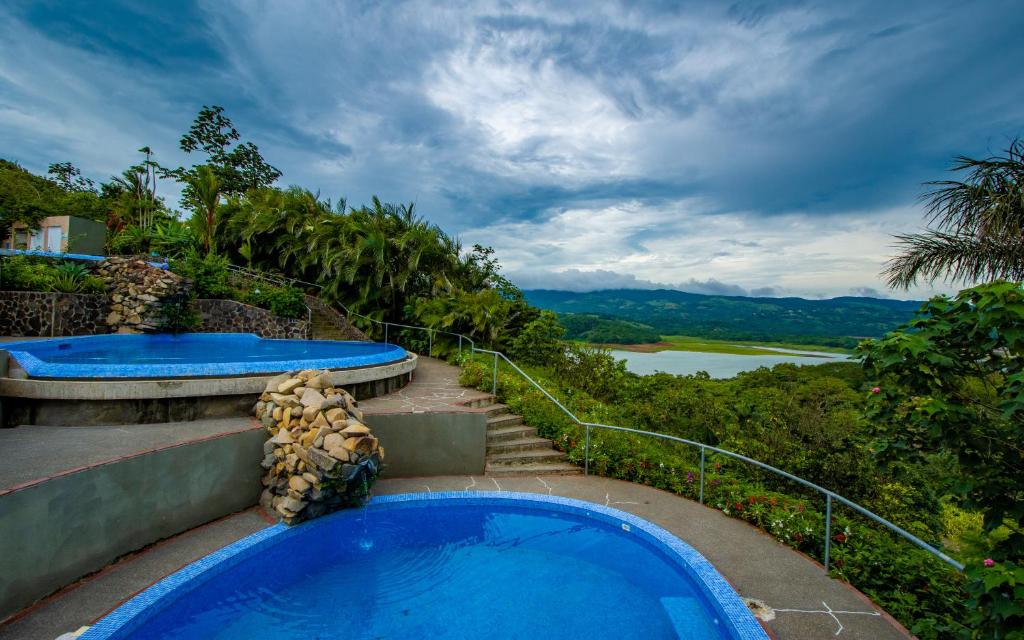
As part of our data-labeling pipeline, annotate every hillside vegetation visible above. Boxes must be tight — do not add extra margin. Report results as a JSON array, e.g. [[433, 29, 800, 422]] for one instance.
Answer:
[[527, 288, 922, 347]]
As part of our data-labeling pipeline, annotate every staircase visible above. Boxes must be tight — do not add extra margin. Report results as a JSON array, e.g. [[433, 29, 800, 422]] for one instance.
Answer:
[[479, 399, 582, 476], [309, 308, 353, 341]]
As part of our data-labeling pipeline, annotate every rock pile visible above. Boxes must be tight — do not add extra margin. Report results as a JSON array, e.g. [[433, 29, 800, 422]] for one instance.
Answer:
[[95, 257, 187, 333], [256, 368, 384, 525]]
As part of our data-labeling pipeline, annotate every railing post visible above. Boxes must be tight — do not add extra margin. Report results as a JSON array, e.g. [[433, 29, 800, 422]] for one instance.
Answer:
[[492, 352, 498, 396], [584, 424, 591, 476], [824, 494, 832, 574], [384, 323, 389, 345], [428, 330, 433, 357], [699, 446, 706, 504], [458, 335, 463, 357]]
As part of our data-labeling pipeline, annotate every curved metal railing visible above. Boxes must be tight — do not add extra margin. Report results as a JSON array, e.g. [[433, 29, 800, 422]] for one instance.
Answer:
[[222, 263, 963, 573], [471, 348, 965, 573]]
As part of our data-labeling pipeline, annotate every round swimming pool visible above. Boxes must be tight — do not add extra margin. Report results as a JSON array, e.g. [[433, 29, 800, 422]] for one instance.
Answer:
[[3, 333, 408, 378], [80, 493, 766, 640]]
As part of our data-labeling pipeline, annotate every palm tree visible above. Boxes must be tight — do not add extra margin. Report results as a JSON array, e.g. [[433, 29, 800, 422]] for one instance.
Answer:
[[187, 165, 222, 254], [885, 138, 1024, 289]]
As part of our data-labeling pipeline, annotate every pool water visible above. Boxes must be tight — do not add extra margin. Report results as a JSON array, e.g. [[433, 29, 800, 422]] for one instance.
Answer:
[[4, 333, 407, 378], [84, 494, 765, 640]]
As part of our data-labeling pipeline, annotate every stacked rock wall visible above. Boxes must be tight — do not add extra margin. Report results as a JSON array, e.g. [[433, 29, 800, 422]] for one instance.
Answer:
[[95, 257, 187, 333], [256, 369, 384, 524], [194, 298, 309, 339], [0, 291, 107, 336]]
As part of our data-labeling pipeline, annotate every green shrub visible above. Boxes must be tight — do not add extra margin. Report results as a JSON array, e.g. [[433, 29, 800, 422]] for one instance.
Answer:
[[169, 250, 234, 299], [509, 310, 565, 365], [159, 294, 200, 333], [459, 355, 967, 637], [0, 256, 104, 294], [241, 284, 306, 319]]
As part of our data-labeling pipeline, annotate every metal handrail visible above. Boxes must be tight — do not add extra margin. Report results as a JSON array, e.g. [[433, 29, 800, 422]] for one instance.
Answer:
[[222, 263, 964, 573], [471, 348, 965, 573]]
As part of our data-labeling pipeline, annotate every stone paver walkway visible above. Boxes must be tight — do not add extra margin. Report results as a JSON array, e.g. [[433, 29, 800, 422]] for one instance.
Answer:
[[360, 356, 492, 414], [3, 476, 909, 640]]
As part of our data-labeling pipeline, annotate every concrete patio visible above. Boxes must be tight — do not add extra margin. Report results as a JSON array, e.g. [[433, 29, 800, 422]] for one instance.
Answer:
[[0, 474, 909, 640], [0, 351, 911, 640]]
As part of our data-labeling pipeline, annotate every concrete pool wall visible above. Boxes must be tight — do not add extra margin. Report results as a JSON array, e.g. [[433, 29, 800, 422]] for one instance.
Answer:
[[0, 354, 417, 426], [0, 426, 265, 620]]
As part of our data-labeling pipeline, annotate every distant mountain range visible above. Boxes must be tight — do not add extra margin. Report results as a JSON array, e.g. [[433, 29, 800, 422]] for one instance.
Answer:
[[523, 289, 924, 347]]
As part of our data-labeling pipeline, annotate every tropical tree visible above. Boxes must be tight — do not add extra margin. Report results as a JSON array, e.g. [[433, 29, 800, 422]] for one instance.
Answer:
[[187, 165, 223, 254], [168, 105, 281, 202], [860, 281, 1024, 637], [886, 138, 1024, 289], [46, 162, 95, 193]]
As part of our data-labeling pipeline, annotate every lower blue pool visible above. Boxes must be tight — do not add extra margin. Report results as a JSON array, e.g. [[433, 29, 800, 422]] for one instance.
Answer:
[[81, 493, 766, 639], [3, 333, 407, 378]]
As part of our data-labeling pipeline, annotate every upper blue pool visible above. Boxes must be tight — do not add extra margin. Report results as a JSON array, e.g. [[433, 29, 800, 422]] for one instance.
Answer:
[[3, 333, 408, 379], [80, 492, 767, 640]]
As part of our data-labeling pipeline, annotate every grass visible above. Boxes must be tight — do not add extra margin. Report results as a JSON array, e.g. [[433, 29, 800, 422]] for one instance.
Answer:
[[592, 335, 855, 356]]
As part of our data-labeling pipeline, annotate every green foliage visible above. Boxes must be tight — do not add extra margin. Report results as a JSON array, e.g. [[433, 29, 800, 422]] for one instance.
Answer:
[[184, 165, 223, 254], [167, 105, 281, 202], [526, 289, 916, 347], [887, 138, 1024, 289], [215, 189, 525, 347], [159, 295, 200, 333], [241, 284, 306, 319], [860, 281, 1024, 636], [169, 250, 234, 299], [459, 355, 966, 635], [0, 159, 107, 242], [509, 311, 565, 365], [0, 255, 103, 293], [560, 312, 660, 344], [942, 501, 984, 552]]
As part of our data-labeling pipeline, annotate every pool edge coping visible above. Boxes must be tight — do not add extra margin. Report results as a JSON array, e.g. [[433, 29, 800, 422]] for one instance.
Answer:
[[0, 354, 418, 401], [2, 333, 408, 379], [79, 491, 768, 640]]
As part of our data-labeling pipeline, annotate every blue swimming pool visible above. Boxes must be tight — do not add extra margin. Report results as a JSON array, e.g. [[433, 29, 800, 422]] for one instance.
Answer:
[[81, 493, 766, 640], [3, 333, 408, 378]]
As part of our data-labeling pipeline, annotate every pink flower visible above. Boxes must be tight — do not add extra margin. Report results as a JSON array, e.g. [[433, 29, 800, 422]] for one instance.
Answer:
[[984, 558, 995, 567], [871, 387, 881, 394]]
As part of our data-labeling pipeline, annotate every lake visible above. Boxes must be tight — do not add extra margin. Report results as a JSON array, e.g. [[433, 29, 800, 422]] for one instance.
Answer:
[[608, 347, 853, 379]]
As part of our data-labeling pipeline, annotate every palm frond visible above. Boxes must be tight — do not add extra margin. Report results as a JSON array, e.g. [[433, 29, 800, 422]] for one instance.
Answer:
[[885, 231, 1024, 289]]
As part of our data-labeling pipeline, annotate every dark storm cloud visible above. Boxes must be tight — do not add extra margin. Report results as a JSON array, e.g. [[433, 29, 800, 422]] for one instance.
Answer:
[[1, 0, 1020, 296]]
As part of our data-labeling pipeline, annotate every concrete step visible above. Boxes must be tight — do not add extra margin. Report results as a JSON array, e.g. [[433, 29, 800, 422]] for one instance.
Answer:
[[487, 414, 523, 428], [484, 403, 511, 418], [462, 395, 498, 409], [485, 462, 583, 476], [487, 448, 568, 465], [486, 425, 538, 442], [486, 437, 553, 455]]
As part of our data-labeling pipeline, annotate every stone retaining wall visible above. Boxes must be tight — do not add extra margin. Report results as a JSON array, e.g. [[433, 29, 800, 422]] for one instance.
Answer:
[[95, 257, 187, 333], [0, 291, 106, 337], [0, 293, 311, 339], [193, 298, 309, 339]]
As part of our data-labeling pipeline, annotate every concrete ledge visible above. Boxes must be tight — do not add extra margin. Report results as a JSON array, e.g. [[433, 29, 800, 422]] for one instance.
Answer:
[[0, 428, 265, 621], [1, 356, 416, 426], [366, 412, 486, 476]]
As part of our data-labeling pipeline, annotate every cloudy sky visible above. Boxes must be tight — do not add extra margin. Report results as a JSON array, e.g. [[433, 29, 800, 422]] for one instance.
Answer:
[[2, 1, 1021, 299]]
